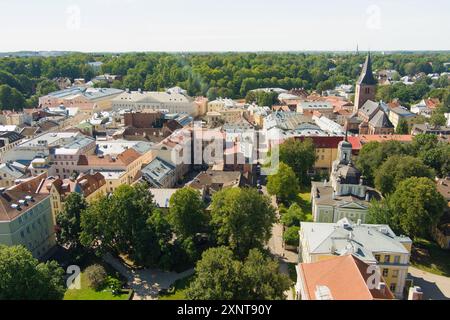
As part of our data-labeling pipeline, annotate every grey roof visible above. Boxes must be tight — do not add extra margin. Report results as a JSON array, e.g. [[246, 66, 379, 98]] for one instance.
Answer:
[[336, 164, 361, 185], [390, 107, 415, 117], [0, 163, 25, 179], [357, 54, 377, 85], [312, 182, 381, 207], [132, 141, 155, 155], [141, 157, 175, 188], [46, 87, 123, 101], [369, 110, 394, 128], [0, 131, 24, 145], [301, 218, 411, 262], [63, 136, 95, 149], [359, 100, 380, 118]]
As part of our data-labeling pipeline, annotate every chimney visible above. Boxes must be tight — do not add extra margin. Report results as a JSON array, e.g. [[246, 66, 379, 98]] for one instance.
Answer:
[[408, 286, 423, 300]]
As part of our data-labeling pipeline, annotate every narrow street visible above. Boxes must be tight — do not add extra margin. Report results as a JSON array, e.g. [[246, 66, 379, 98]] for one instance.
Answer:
[[408, 267, 450, 300], [262, 186, 298, 300]]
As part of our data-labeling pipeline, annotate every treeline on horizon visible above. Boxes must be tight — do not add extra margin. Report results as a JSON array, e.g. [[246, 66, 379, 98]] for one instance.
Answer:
[[0, 52, 449, 110]]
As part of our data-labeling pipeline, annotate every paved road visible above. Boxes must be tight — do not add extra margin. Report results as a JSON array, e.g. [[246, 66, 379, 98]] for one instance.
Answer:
[[263, 186, 297, 300], [103, 253, 194, 300], [408, 267, 450, 300]]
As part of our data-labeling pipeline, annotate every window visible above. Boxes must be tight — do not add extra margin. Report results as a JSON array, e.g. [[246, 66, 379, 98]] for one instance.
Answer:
[[375, 254, 381, 262], [382, 269, 389, 277], [392, 270, 399, 278], [384, 255, 390, 263], [390, 284, 396, 292], [394, 256, 400, 264]]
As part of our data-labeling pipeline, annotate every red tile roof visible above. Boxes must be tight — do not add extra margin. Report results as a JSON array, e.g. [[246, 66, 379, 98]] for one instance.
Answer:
[[298, 255, 394, 300]]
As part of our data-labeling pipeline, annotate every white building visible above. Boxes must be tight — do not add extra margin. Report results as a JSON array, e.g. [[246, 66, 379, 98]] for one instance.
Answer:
[[311, 139, 381, 224], [112, 90, 197, 116]]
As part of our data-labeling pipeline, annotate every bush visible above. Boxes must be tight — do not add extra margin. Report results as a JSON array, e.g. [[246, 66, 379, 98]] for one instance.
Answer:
[[106, 276, 123, 296], [281, 203, 305, 227], [85, 264, 107, 291], [283, 226, 300, 247]]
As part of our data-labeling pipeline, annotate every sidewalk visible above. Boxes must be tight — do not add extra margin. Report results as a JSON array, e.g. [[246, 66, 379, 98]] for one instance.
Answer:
[[103, 253, 194, 300]]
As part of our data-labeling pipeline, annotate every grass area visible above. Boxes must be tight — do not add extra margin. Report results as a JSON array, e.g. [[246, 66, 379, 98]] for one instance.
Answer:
[[297, 191, 313, 221], [159, 275, 195, 300], [64, 272, 130, 300], [64, 254, 131, 300], [411, 238, 450, 277]]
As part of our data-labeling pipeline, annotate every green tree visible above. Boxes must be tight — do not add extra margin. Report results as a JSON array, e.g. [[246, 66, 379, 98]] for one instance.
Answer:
[[367, 198, 394, 226], [267, 162, 299, 204], [80, 183, 158, 265], [240, 249, 291, 300], [429, 112, 447, 127], [374, 155, 435, 195], [356, 140, 409, 185], [279, 138, 316, 186], [389, 177, 446, 238], [56, 192, 87, 250], [169, 187, 207, 239], [395, 118, 410, 134], [280, 203, 306, 227], [210, 188, 276, 258], [0, 84, 25, 110], [283, 226, 300, 247], [186, 246, 242, 300], [0, 245, 65, 300], [186, 247, 289, 300], [36, 79, 59, 96], [411, 134, 450, 177]]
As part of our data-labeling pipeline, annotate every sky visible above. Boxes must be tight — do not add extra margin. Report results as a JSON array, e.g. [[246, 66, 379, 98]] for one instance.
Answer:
[[0, 0, 449, 52]]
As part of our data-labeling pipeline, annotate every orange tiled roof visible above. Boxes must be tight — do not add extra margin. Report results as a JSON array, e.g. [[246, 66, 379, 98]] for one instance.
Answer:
[[299, 255, 394, 300], [358, 134, 413, 144], [78, 148, 141, 167]]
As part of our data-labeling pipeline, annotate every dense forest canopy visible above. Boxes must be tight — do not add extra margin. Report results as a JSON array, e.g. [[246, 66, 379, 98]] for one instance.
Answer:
[[0, 52, 448, 110]]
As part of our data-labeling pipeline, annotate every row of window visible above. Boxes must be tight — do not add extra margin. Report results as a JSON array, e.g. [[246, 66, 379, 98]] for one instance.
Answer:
[[375, 254, 401, 264]]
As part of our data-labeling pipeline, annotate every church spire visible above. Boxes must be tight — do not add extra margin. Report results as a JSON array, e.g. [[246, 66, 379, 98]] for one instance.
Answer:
[[357, 53, 377, 86]]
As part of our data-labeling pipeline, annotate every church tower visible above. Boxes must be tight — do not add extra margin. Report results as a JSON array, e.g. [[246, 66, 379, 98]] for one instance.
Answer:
[[353, 53, 377, 113]]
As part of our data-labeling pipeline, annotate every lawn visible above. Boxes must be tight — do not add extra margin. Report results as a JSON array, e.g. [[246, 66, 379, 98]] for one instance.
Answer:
[[64, 272, 130, 300], [410, 238, 450, 277], [159, 275, 194, 300], [297, 191, 313, 220]]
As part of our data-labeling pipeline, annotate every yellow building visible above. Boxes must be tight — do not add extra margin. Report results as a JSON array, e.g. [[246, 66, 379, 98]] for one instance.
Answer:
[[100, 171, 129, 194], [0, 163, 25, 188], [299, 218, 412, 299], [37, 172, 107, 223]]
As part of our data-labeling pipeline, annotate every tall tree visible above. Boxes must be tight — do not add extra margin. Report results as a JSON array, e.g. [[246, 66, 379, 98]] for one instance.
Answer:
[[169, 187, 207, 239], [186, 247, 290, 300], [210, 188, 276, 258], [374, 155, 435, 195], [0, 245, 65, 300], [356, 140, 409, 185], [80, 183, 158, 265], [279, 138, 316, 186], [56, 192, 87, 250], [267, 162, 299, 204], [389, 177, 446, 238], [395, 118, 410, 134]]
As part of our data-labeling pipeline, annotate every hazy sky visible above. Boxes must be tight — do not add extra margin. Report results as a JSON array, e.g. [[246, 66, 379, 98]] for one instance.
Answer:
[[0, 0, 449, 52]]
